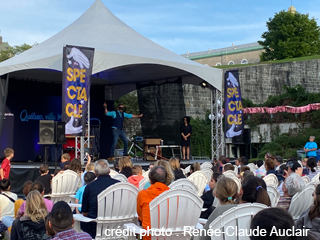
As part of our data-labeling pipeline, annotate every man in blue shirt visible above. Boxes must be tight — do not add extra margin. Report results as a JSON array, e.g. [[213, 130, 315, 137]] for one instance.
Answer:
[[304, 136, 318, 158], [103, 102, 142, 159]]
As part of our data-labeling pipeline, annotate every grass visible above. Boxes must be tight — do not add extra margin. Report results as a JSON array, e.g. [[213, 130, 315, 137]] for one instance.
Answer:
[[214, 55, 320, 69]]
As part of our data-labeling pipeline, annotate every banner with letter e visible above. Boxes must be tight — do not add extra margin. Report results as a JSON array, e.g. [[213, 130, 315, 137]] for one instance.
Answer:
[[62, 45, 94, 136], [224, 70, 244, 140]]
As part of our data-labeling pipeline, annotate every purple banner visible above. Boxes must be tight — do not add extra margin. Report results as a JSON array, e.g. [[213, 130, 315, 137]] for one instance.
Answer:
[[62, 45, 94, 136], [224, 70, 244, 139]]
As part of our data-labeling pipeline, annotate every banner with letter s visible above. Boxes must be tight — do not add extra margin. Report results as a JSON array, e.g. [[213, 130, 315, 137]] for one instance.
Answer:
[[62, 45, 95, 136], [224, 70, 244, 139]]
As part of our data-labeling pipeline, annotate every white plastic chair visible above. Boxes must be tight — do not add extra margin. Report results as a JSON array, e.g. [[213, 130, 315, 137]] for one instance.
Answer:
[[187, 171, 208, 196], [169, 178, 199, 195], [125, 188, 203, 239], [263, 173, 279, 188], [301, 175, 310, 184], [109, 169, 118, 177], [230, 176, 241, 193], [200, 162, 213, 170], [180, 168, 187, 176], [142, 170, 150, 178], [74, 182, 138, 239], [298, 160, 303, 167], [138, 176, 150, 191], [223, 170, 237, 178], [184, 165, 191, 174], [311, 172, 320, 184], [288, 182, 316, 220], [247, 163, 257, 172], [234, 165, 239, 175], [201, 168, 213, 184], [48, 170, 80, 203], [208, 203, 268, 240], [267, 185, 280, 207], [112, 173, 128, 183]]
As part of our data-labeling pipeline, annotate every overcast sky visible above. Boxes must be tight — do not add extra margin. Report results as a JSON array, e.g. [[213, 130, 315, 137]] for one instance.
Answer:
[[1, 0, 320, 54]]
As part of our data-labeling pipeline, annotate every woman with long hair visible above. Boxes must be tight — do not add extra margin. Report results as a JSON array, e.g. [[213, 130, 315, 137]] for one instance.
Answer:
[[70, 158, 83, 177], [180, 116, 192, 160], [296, 184, 320, 238], [169, 157, 186, 180], [119, 156, 133, 178], [306, 157, 319, 181], [11, 190, 50, 240], [200, 176, 238, 240]]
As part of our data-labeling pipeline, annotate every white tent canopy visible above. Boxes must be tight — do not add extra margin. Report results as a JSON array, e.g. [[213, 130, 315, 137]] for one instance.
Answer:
[[0, 0, 222, 98]]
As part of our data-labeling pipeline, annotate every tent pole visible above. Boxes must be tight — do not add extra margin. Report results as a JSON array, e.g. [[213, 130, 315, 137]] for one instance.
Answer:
[[0, 74, 9, 138]]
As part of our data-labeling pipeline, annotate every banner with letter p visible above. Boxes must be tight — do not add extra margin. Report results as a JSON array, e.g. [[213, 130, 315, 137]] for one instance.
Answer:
[[62, 45, 94, 136], [224, 70, 244, 139]]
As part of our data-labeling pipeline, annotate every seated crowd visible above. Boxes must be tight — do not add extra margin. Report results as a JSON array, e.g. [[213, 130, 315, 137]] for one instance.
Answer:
[[0, 149, 320, 239]]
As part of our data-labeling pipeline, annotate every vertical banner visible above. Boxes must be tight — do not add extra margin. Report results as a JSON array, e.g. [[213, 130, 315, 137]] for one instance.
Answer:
[[62, 45, 95, 136], [224, 70, 244, 139]]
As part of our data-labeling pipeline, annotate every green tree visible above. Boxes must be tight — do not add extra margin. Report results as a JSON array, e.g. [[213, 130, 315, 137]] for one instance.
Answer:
[[0, 43, 34, 62], [258, 11, 320, 61]]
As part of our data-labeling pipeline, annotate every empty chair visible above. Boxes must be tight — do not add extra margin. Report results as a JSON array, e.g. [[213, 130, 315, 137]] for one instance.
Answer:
[[288, 182, 316, 220], [109, 169, 118, 177], [201, 168, 213, 184], [169, 178, 198, 195], [125, 188, 203, 240], [112, 173, 128, 183], [49, 170, 80, 203], [263, 173, 278, 188], [74, 182, 138, 239], [267, 185, 280, 207], [200, 162, 213, 170], [208, 203, 268, 240], [311, 172, 320, 184], [187, 171, 208, 196]]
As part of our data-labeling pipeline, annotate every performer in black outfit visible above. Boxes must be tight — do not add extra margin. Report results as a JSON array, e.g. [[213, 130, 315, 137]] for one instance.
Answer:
[[180, 116, 192, 160]]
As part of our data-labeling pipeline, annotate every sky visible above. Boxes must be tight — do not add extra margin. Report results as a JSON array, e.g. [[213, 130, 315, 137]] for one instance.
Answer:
[[1, 0, 320, 55]]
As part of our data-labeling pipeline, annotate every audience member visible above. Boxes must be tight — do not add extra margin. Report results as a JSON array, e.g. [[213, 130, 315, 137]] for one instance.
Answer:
[[169, 157, 186, 180], [296, 184, 320, 239], [0, 179, 17, 223], [242, 170, 254, 179], [187, 162, 201, 177], [48, 201, 91, 239], [63, 162, 71, 171], [201, 172, 222, 209], [137, 166, 169, 240], [81, 159, 119, 238], [36, 164, 52, 194], [11, 191, 50, 240], [60, 153, 70, 170], [275, 156, 284, 170], [201, 176, 238, 240], [223, 163, 235, 172], [286, 159, 303, 176], [240, 157, 248, 166], [239, 166, 250, 178], [218, 156, 228, 172], [265, 158, 276, 175], [144, 160, 175, 189], [119, 156, 133, 178], [75, 172, 96, 214], [80, 155, 94, 187], [17, 181, 54, 218], [70, 158, 83, 177], [128, 165, 144, 188], [305, 157, 319, 181], [277, 173, 305, 211], [0, 148, 14, 180], [148, 164, 154, 170], [240, 176, 271, 206], [255, 160, 266, 178]]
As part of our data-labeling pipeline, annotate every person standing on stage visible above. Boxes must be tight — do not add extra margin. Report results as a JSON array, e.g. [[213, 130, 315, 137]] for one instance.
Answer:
[[304, 136, 318, 158], [0, 148, 14, 180], [180, 116, 192, 160], [103, 102, 143, 160]]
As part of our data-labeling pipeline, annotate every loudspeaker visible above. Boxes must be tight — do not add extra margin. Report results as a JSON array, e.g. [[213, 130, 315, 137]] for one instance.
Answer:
[[39, 120, 66, 144], [39, 120, 55, 144], [55, 121, 66, 144]]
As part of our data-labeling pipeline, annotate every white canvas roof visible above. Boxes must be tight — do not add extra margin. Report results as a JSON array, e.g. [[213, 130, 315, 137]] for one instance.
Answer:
[[0, 0, 222, 98]]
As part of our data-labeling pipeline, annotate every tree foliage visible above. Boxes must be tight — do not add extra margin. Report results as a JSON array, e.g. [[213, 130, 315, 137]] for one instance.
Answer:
[[0, 43, 34, 62], [258, 11, 320, 61]]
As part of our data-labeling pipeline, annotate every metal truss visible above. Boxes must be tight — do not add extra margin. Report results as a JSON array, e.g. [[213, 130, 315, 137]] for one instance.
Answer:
[[211, 88, 224, 160]]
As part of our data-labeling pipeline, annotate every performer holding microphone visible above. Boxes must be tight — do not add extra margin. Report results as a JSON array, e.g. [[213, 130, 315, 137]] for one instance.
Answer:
[[104, 102, 143, 160]]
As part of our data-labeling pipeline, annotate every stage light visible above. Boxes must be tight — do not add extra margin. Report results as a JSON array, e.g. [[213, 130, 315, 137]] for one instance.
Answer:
[[200, 81, 207, 88]]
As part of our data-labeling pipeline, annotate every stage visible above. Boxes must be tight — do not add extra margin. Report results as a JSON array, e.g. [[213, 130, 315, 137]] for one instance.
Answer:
[[9, 157, 211, 197]]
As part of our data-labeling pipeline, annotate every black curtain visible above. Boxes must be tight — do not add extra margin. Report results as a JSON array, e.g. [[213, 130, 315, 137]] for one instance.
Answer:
[[137, 79, 186, 146], [0, 74, 9, 138]]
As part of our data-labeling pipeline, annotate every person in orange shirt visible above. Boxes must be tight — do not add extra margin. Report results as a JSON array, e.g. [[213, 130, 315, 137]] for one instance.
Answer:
[[136, 166, 170, 240], [128, 165, 144, 188]]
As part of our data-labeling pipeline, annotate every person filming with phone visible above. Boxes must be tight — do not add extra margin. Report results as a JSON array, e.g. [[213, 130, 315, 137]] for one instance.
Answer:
[[304, 136, 318, 158]]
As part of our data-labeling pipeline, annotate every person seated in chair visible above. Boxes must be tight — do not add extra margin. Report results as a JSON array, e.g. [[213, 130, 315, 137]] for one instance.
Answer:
[[137, 166, 170, 240]]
